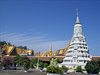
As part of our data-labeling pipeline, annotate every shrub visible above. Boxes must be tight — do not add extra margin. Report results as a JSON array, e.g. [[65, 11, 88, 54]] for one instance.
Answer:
[[44, 63, 48, 68], [12, 55, 21, 66], [34, 58, 41, 64], [82, 69, 86, 71], [23, 63, 29, 68], [46, 67, 63, 73], [97, 58, 100, 71], [2, 58, 11, 67], [31, 59, 35, 65], [76, 66, 81, 72], [0, 63, 3, 66], [39, 62, 44, 68], [34, 64, 37, 66], [49, 58, 58, 68], [62, 65, 68, 70], [50, 57, 60, 63], [85, 60, 99, 74], [30, 62, 34, 68]]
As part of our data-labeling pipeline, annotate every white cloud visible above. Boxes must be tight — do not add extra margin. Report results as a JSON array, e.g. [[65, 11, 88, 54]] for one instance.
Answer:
[[0, 32, 69, 54]]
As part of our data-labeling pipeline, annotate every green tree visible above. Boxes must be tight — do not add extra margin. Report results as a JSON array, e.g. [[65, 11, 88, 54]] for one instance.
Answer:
[[44, 63, 48, 68], [85, 60, 99, 74], [34, 58, 41, 64], [31, 59, 35, 65], [76, 66, 81, 72], [8, 42, 11, 46], [0, 41, 7, 46], [50, 57, 60, 63], [12, 55, 21, 66], [97, 58, 100, 67], [39, 62, 44, 68], [24, 46, 27, 50], [22, 56, 30, 69], [30, 62, 34, 68], [97, 58, 100, 71]]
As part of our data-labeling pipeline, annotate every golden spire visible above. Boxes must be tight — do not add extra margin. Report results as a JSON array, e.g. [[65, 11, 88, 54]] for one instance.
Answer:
[[68, 40, 70, 45], [45, 49, 46, 53], [49, 44, 52, 51]]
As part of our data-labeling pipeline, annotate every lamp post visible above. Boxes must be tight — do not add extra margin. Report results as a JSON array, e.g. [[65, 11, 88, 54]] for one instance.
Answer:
[[37, 50, 39, 69]]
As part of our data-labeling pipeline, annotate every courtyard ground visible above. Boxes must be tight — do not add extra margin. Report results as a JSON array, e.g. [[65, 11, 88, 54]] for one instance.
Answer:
[[0, 66, 95, 75]]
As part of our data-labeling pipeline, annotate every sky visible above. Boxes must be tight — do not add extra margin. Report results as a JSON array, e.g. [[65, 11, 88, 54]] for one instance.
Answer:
[[0, 0, 100, 56]]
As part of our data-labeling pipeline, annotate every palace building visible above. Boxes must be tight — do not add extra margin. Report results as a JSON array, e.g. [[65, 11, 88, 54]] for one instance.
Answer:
[[60, 9, 92, 69], [35, 40, 70, 57], [35, 44, 56, 57], [1, 44, 34, 56], [55, 41, 70, 56]]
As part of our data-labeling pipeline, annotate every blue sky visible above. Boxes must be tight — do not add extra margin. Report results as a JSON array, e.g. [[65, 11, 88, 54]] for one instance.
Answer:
[[0, 0, 100, 56]]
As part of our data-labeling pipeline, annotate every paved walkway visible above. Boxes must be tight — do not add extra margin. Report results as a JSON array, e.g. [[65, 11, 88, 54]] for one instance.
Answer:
[[0, 66, 91, 75]]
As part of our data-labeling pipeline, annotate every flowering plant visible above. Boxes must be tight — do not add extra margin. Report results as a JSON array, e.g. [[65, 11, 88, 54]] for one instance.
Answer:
[[2, 58, 11, 67]]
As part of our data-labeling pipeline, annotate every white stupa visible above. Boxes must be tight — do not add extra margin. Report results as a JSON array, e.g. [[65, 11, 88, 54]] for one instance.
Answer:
[[61, 9, 92, 69]]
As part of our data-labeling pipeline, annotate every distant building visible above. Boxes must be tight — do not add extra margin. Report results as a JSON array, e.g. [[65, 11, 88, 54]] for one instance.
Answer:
[[35, 44, 55, 57], [55, 41, 70, 56], [1, 44, 34, 56], [35, 41, 70, 57], [20, 49, 34, 56]]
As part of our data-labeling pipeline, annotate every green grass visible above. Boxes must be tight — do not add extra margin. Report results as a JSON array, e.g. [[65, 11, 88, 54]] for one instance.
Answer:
[[74, 69, 86, 71]]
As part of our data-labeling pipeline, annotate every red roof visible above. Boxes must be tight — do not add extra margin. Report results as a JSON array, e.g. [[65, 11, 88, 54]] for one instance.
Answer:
[[28, 56, 64, 61], [92, 56, 100, 61], [2, 56, 100, 62]]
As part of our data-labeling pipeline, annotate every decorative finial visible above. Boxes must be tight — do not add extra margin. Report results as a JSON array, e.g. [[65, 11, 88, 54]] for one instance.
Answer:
[[76, 8, 78, 17], [50, 43, 52, 46], [76, 8, 80, 24]]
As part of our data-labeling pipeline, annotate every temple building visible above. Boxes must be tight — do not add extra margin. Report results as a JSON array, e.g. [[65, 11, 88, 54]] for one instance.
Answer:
[[55, 41, 70, 56], [35, 44, 55, 57], [1, 44, 34, 56], [19, 49, 34, 56], [60, 9, 92, 69]]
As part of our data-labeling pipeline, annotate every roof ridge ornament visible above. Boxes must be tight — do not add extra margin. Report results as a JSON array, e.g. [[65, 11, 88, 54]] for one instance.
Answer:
[[76, 8, 80, 24], [76, 8, 78, 17]]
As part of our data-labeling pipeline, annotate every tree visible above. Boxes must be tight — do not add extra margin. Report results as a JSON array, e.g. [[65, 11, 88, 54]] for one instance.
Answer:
[[30, 62, 34, 68], [22, 56, 30, 69], [8, 42, 11, 46], [2, 58, 11, 67], [34, 58, 41, 64], [97, 58, 100, 67], [85, 60, 99, 74], [50, 57, 60, 63], [24, 46, 27, 50], [76, 66, 81, 72], [0, 41, 7, 46], [12, 55, 20, 66], [31, 59, 35, 65], [44, 63, 48, 68], [97, 58, 100, 71], [39, 62, 44, 69], [50, 58, 58, 68]]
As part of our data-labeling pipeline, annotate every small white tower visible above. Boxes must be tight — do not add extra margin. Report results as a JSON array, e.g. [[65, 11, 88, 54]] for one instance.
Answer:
[[60, 9, 92, 69]]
